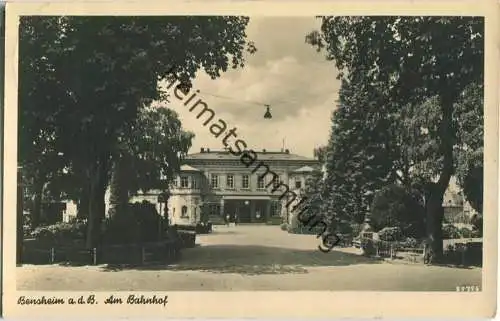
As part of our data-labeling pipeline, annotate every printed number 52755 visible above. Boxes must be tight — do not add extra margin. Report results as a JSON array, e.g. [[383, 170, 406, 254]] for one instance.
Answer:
[[456, 285, 481, 292]]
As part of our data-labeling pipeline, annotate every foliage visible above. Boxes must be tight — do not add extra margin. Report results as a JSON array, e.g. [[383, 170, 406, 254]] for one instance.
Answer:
[[306, 16, 484, 257], [319, 79, 395, 231], [454, 82, 484, 214], [360, 238, 376, 256], [103, 201, 164, 245], [30, 221, 87, 243], [377, 226, 403, 242], [293, 169, 324, 228], [459, 227, 472, 238], [443, 241, 482, 267], [398, 237, 419, 249], [125, 108, 194, 194], [19, 16, 256, 246], [370, 184, 426, 238], [313, 146, 327, 163], [442, 224, 461, 239], [471, 214, 483, 237], [350, 223, 363, 236]]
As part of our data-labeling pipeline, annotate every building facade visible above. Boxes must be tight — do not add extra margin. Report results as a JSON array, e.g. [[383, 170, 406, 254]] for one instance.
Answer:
[[132, 148, 320, 225]]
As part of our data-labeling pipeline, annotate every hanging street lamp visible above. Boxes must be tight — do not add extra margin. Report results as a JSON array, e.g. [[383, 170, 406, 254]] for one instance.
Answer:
[[263, 104, 272, 119]]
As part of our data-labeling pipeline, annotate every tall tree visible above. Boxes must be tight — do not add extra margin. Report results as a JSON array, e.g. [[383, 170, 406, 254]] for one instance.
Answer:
[[19, 16, 256, 247], [320, 78, 396, 228], [307, 17, 483, 258], [454, 82, 483, 214], [108, 107, 194, 219]]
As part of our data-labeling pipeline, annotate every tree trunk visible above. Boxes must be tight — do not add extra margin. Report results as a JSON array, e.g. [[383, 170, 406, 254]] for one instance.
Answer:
[[77, 185, 90, 220], [96, 154, 110, 222], [108, 154, 129, 219], [426, 92, 455, 260], [85, 155, 110, 249], [30, 179, 44, 229], [85, 166, 100, 249], [426, 187, 445, 259], [17, 170, 24, 265]]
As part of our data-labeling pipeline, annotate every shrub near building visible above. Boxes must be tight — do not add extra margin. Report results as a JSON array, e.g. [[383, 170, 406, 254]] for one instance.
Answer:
[[370, 184, 426, 239]]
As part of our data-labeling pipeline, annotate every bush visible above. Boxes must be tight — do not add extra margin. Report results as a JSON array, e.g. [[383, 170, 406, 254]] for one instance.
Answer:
[[442, 224, 461, 239], [377, 227, 403, 242], [398, 237, 419, 248], [471, 214, 483, 237], [103, 201, 164, 245], [460, 227, 473, 238], [350, 223, 362, 236], [280, 223, 288, 231], [370, 184, 426, 239], [361, 238, 376, 256], [443, 241, 482, 266], [471, 229, 482, 238], [30, 221, 87, 244]]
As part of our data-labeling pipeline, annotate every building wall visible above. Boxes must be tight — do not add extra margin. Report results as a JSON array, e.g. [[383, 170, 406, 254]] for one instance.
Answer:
[[114, 150, 320, 225]]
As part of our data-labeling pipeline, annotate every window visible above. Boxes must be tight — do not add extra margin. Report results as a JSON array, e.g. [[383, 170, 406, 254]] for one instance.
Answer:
[[180, 176, 189, 188], [271, 202, 281, 217], [242, 175, 249, 189], [272, 175, 280, 188], [192, 178, 198, 189], [181, 205, 188, 218], [295, 179, 302, 189], [226, 174, 234, 189], [209, 204, 220, 216], [257, 176, 265, 189], [210, 174, 219, 188]]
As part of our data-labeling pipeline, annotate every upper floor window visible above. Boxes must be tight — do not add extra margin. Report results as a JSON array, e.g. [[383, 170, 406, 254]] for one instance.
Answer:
[[192, 177, 198, 189], [272, 175, 280, 188], [180, 176, 189, 188], [181, 205, 188, 218], [295, 179, 302, 189], [210, 174, 219, 189], [226, 174, 234, 189], [242, 175, 249, 189], [257, 176, 265, 189]]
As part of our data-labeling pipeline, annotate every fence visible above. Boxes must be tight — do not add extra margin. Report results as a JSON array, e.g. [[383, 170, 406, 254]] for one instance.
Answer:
[[371, 238, 482, 266], [21, 240, 181, 265]]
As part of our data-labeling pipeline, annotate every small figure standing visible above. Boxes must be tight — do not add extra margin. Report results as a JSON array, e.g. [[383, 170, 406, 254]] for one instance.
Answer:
[[225, 213, 230, 226], [423, 239, 434, 265]]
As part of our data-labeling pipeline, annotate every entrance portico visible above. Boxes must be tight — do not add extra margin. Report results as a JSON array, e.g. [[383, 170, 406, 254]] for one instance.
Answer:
[[221, 196, 272, 223]]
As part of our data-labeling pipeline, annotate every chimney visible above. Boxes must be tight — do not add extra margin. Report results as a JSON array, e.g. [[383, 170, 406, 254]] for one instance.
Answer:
[[200, 148, 205, 153], [285, 149, 290, 154], [262, 149, 266, 153]]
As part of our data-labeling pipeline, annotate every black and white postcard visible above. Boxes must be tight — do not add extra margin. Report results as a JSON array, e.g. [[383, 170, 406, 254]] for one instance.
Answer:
[[2, 0, 498, 318]]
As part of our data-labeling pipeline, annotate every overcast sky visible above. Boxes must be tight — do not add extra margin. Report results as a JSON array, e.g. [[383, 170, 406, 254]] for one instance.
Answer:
[[168, 17, 341, 158]]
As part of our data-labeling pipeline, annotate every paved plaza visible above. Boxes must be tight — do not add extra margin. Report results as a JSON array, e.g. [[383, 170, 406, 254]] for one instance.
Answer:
[[17, 225, 481, 291]]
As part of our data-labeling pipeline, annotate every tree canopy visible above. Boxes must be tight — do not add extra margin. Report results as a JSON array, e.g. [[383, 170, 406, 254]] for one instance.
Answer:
[[19, 16, 256, 247], [307, 16, 483, 258]]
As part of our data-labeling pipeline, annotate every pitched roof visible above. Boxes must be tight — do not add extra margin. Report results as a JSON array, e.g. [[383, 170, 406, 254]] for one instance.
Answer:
[[180, 164, 201, 172], [293, 165, 315, 172], [185, 149, 317, 162]]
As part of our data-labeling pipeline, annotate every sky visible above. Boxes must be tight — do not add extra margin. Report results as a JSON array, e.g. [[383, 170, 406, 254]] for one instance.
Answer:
[[167, 17, 341, 158]]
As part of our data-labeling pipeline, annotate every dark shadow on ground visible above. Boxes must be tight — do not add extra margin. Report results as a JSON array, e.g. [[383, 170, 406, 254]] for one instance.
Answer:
[[429, 263, 478, 269], [203, 230, 240, 235], [100, 244, 383, 274]]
